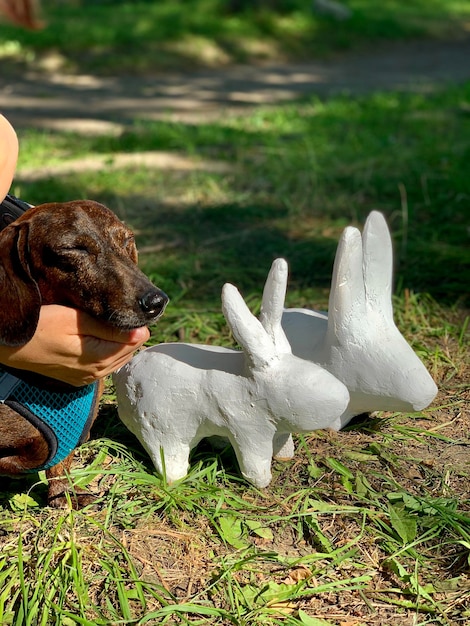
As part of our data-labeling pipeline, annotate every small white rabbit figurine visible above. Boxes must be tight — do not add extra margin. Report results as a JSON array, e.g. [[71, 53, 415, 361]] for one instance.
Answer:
[[282, 211, 438, 430], [113, 259, 350, 488]]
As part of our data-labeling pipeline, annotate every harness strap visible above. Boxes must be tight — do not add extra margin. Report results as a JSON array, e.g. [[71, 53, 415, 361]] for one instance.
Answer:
[[6, 397, 58, 469], [0, 370, 21, 400], [0, 193, 31, 229]]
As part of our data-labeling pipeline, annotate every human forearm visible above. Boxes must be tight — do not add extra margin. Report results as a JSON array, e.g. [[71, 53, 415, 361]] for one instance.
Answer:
[[0, 114, 19, 201]]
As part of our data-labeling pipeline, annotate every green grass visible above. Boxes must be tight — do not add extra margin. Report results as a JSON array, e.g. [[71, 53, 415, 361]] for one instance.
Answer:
[[1, 405, 469, 624], [3, 79, 469, 624], [1, 0, 470, 73]]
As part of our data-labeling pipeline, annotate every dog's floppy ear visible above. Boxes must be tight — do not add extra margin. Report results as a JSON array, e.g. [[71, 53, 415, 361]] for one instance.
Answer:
[[0, 221, 41, 346]]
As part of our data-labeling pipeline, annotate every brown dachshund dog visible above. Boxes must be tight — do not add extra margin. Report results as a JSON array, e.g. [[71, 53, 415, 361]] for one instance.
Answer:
[[0, 199, 168, 507]]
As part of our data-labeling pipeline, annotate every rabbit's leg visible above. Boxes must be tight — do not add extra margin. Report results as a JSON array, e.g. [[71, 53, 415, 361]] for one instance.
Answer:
[[232, 438, 274, 488], [155, 442, 192, 484], [272, 432, 294, 460]]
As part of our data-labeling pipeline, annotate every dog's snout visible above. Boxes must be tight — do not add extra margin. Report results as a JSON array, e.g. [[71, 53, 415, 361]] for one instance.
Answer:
[[139, 289, 169, 317]]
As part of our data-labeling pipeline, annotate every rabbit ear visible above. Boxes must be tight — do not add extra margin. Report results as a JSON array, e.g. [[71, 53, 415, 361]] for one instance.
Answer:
[[328, 226, 364, 334], [362, 211, 394, 321], [259, 259, 291, 354], [222, 283, 276, 370]]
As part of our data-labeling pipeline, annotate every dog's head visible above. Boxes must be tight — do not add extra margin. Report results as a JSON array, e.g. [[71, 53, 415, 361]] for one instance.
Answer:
[[0, 200, 168, 346]]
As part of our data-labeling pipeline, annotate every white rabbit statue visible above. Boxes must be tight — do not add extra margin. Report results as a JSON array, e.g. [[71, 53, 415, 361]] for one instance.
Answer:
[[113, 259, 350, 488], [281, 211, 438, 430]]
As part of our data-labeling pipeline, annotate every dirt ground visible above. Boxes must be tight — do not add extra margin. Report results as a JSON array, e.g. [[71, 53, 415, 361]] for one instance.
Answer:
[[1, 36, 470, 135]]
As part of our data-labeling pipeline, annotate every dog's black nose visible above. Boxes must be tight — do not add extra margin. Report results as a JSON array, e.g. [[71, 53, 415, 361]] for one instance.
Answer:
[[139, 289, 169, 317]]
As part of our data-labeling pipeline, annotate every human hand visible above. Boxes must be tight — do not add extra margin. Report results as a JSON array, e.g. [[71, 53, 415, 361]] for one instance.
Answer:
[[0, 304, 150, 386]]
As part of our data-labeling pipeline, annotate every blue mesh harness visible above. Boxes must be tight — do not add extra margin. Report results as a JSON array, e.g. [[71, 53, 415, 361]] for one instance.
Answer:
[[0, 367, 100, 471]]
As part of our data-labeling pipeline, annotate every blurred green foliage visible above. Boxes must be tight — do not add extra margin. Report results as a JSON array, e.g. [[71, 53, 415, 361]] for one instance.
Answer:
[[1, 0, 470, 73]]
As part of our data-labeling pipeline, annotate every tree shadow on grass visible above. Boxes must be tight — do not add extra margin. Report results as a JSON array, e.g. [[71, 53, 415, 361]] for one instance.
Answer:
[[111, 197, 342, 308], [17, 80, 470, 310], [21, 173, 469, 310]]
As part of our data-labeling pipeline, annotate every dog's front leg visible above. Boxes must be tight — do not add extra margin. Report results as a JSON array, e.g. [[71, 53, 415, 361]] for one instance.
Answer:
[[46, 453, 96, 509], [46, 380, 104, 508]]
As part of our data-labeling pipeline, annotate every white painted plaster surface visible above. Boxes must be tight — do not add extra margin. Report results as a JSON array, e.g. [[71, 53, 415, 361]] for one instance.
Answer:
[[282, 211, 438, 429], [114, 259, 349, 487], [114, 212, 437, 486]]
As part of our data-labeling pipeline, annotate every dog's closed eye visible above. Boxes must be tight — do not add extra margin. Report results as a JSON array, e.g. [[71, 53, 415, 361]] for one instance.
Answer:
[[43, 241, 100, 269]]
